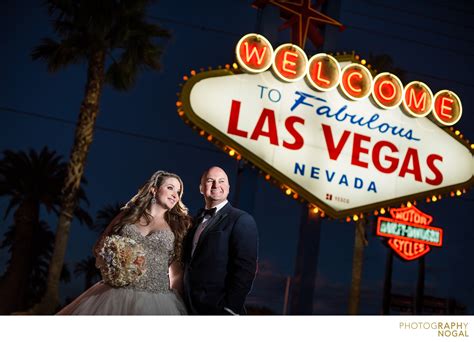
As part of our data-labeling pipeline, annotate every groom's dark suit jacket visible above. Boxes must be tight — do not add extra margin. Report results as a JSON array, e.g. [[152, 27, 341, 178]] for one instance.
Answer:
[[182, 202, 258, 315]]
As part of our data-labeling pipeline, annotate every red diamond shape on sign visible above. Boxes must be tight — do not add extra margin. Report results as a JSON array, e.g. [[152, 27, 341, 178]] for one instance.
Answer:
[[388, 238, 431, 261]]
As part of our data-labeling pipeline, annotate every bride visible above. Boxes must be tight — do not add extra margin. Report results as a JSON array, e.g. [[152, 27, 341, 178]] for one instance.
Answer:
[[57, 170, 191, 315]]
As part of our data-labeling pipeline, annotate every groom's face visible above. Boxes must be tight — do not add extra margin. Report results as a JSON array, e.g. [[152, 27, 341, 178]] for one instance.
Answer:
[[200, 167, 230, 206]]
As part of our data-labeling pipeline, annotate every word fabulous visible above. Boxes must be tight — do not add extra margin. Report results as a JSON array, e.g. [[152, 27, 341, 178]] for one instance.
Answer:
[[235, 33, 462, 126]]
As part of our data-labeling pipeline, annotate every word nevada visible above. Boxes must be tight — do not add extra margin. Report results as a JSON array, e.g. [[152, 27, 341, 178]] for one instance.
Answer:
[[236, 33, 463, 126]]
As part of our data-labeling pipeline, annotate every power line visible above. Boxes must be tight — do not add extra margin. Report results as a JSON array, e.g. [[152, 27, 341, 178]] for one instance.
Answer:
[[148, 15, 241, 37], [344, 9, 474, 45], [427, 0, 474, 16], [0, 106, 221, 154], [402, 70, 474, 89], [364, 0, 474, 30], [345, 24, 474, 58]]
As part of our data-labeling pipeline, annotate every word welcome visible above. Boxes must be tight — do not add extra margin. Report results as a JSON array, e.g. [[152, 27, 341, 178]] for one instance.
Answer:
[[235, 33, 463, 126]]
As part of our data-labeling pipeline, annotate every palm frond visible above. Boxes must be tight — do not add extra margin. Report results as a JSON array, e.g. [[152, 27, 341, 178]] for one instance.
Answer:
[[105, 58, 138, 90], [73, 206, 93, 228], [0, 147, 91, 223], [93, 202, 123, 233], [31, 36, 88, 72]]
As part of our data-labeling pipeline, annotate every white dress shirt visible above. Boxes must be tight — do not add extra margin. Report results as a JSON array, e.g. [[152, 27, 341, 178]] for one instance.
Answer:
[[191, 200, 228, 256]]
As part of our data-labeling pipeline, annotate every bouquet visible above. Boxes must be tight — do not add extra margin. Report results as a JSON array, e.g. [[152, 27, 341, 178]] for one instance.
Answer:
[[96, 235, 146, 287]]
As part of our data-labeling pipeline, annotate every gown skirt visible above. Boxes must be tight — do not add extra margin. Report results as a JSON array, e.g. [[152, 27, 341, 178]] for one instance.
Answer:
[[57, 281, 187, 315]]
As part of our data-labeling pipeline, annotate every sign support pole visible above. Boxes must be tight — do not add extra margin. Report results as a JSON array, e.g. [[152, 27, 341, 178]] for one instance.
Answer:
[[348, 217, 368, 314], [232, 160, 258, 215], [414, 256, 425, 314], [382, 248, 393, 314], [289, 205, 322, 314]]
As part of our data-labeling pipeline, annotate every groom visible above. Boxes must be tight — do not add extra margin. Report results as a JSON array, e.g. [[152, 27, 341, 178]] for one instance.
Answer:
[[183, 166, 258, 315]]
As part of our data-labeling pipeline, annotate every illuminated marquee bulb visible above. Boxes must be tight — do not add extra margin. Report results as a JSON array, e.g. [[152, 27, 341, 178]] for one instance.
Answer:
[[372, 72, 404, 109], [432, 90, 462, 126], [402, 81, 433, 117], [353, 215, 359, 221], [380, 208, 386, 215], [313, 207, 319, 214], [340, 63, 373, 100], [285, 188, 292, 196], [235, 33, 274, 73], [272, 43, 308, 82], [229, 149, 235, 157], [306, 53, 341, 91]]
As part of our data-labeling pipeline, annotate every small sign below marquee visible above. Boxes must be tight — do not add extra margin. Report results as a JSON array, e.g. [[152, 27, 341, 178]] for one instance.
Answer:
[[179, 33, 473, 219], [376, 206, 443, 260]]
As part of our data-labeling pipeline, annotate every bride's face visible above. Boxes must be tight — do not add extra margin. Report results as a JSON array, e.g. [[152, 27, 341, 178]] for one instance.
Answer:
[[155, 177, 181, 210]]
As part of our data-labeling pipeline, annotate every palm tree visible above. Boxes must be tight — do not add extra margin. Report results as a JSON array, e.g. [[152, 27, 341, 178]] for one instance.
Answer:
[[368, 53, 406, 82], [29, 0, 170, 314], [71, 202, 123, 291], [93, 202, 124, 233], [0, 147, 91, 314], [1, 221, 71, 308], [74, 256, 100, 291]]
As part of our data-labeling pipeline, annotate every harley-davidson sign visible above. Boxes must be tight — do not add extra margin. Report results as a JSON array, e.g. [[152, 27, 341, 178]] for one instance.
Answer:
[[179, 33, 473, 218], [376, 206, 443, 260]]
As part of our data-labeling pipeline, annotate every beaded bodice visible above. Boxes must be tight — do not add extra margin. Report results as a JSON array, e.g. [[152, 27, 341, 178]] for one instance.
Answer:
[[120, 224, 175, 294]]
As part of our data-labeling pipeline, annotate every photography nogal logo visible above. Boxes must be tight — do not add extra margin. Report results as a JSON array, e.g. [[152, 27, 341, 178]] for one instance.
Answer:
[[399, 321, 469, 338]]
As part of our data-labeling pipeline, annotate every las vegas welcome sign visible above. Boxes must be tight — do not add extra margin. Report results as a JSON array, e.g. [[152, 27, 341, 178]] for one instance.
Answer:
[[179, 33, 473, 219]]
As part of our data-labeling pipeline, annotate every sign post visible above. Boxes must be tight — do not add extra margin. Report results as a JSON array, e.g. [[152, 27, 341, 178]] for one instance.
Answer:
[[348, 217, 368, 314]]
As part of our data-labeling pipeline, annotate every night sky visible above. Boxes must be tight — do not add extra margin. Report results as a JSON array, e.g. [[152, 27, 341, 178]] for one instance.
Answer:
[[1, 0, 473, 314]]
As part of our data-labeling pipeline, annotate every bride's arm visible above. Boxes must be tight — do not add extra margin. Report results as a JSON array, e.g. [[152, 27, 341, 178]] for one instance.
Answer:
[[169, 261, 184, 297]]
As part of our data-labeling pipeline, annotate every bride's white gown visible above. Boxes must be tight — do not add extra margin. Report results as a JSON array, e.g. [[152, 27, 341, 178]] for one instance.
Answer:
[[57, 224, 187, 315]]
